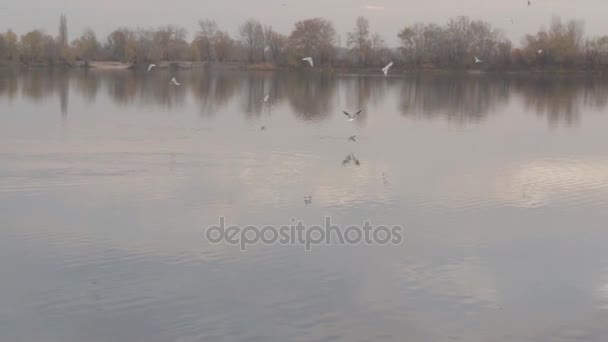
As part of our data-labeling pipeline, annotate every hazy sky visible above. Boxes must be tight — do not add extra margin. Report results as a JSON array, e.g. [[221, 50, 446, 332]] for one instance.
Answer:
[[1, 0, 607, 46]]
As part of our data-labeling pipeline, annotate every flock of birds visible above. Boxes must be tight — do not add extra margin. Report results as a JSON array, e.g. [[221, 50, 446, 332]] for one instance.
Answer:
[[142, 1, 538, 201], [145, 56, 396, 88], [146, 56, 376, 206]]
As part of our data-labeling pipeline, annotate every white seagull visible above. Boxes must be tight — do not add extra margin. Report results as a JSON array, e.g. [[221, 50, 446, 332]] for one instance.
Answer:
[[538, 49, 543, 55], [147, 64, 157, 72], [170, 77, 180, 86], [261, 94, 270, 103], [343, 109, 362, 122], [382, 61, 394, 76], [474, 56, 483, 64], [302, 57, 314, 67]]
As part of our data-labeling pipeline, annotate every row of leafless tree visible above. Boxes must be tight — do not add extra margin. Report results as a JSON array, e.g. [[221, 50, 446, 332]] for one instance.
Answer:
[[1, 15, 607, 69]]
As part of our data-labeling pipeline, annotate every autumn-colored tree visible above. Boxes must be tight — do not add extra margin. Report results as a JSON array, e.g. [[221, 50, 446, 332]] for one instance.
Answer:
[[20, 30, 47, 63], [72, 29, 100, 64]]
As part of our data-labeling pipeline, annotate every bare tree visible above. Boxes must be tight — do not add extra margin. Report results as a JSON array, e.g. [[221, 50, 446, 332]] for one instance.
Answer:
[[214, 31, 234, 62], [239, 19, 265, 63], [194, 19, 218, 61], [347, 17, 371, 66], [288, 18, 337, 66], [265, 26, 287, 64]]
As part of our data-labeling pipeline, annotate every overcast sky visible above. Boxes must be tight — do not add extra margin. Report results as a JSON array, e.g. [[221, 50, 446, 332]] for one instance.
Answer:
[[1, 0, 607, 46]]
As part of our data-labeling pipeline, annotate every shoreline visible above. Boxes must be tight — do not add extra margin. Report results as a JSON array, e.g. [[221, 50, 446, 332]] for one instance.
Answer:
[[3, 60, 608, 75]]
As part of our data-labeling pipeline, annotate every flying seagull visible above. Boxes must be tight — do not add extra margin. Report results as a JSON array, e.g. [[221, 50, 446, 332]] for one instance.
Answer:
[[302, 57, 314, 67], [261, 94, 270, 103], [170, 77, 180, 86], [343, 109, 362, 122], [147, 64, 157, 72], [348, 135, 357, 142], [342, 153, 360, 167], [538, 49, 543, 55], [382, 61, 394, 76], [474, 56, 483, 64]]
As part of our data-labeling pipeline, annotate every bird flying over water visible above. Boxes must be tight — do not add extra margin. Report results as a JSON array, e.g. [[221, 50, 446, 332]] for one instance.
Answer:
[[262, 94, 270, 103], [474, 56, 483, 63], [382, 61, 394, 76], [348, 135, 357, 142], [302, 57, 314, 67], [342, 153, 361, 167], [148, 64, 157, 72], [343, 110, 362, 122], [538, 49, 543, 55], [170, 77, 180, 86]]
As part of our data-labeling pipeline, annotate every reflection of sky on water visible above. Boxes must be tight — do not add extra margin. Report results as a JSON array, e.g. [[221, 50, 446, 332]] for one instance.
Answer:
[[2, 70, 608, 342]]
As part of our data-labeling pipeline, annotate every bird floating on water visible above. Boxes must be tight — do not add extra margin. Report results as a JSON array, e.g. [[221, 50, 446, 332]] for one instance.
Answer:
[[474, 56, 483, 64], [343, 110, 362, 122], [382, 61, 394, 76], [302, 57, 314, 67], [170, 77, 180, 86], [147, 64, 157, 72]]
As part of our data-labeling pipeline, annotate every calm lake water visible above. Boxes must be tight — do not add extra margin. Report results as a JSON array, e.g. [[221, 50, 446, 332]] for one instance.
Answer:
[[1, 69, 608, 342]]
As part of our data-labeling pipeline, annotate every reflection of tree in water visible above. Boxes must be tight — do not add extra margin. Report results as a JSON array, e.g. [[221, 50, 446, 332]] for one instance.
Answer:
[[6, 70, 608, 127], [17, 70, 70, 117], [189, 70, 239, 116], [284, 72, 336, 121], [0, 69, 18, 100], [342, 76, 388, 124], [59, 76, 68, 118], [515, 75, 608, 127], [240, 71, 269, 117], [73, 70, 101, 103], [399, 73, 510, 124]]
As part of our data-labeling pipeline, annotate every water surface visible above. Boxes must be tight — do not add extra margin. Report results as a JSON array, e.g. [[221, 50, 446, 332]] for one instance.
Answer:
[[1, 69, 608, 342]]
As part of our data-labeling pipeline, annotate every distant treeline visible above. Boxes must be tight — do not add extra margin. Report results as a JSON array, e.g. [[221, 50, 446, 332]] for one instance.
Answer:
[[1, 15, 608, 70]]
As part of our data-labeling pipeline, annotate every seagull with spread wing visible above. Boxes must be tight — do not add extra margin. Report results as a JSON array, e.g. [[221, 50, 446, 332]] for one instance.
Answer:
[[302, 57, 314, 67], [382, 61, 394, 76], [148, 64, 157, 72], [343, 110, 362, 122], [170, 77, 180, 86]]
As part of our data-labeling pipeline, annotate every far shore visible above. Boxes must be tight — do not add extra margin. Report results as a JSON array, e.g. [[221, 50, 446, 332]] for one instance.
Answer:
[[3, 60, 608, 75]]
